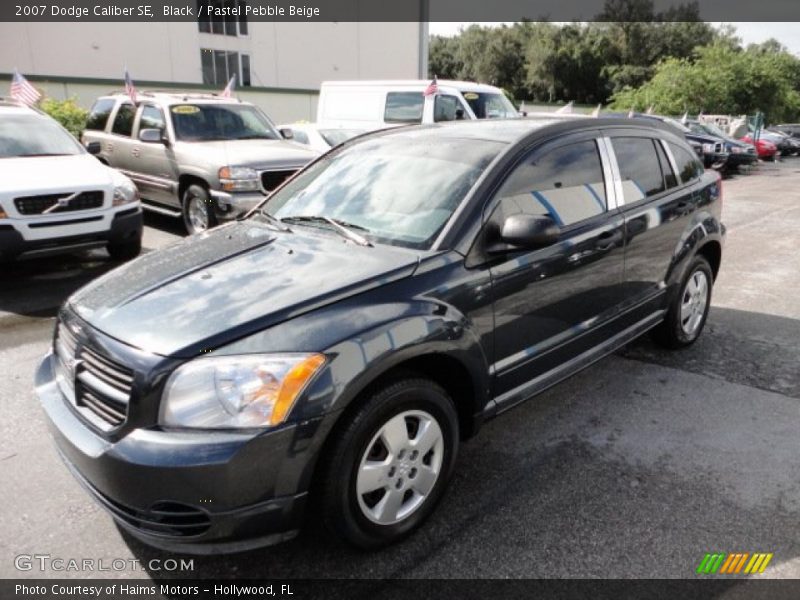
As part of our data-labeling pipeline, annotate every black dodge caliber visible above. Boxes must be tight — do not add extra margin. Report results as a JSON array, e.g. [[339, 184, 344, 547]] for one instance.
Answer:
[[36, 117, 724, 552]]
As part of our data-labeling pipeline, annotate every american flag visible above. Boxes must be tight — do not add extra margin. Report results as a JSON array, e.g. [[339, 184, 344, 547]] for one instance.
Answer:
[[423, 76, 438, 97], [10, 69, 41, 106], [124, 68, 137, 104], [220, 75, 236, 98]]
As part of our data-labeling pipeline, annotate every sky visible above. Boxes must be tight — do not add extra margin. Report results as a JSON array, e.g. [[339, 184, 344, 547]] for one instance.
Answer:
[[428, 22, 800, 56]]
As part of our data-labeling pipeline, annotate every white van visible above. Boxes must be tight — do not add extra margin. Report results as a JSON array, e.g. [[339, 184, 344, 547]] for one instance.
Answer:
[[316, 80, 519, 130]]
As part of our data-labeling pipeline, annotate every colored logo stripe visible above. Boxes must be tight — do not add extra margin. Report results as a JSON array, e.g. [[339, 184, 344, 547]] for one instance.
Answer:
[[696, 553, 773, 575]]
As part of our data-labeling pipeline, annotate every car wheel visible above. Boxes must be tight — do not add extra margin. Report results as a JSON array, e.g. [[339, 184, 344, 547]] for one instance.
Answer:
[[652, 256, 713, 349], [107, 237, 141, 261], [320, 378, 459, 549], [182, 184, 217, 235]]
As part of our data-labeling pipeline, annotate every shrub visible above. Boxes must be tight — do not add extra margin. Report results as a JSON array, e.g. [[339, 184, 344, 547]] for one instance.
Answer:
[[39, 97, 88, 138]]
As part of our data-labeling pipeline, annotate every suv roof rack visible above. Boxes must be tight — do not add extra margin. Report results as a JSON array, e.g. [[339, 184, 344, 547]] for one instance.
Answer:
[[106, 90, 242, 103]]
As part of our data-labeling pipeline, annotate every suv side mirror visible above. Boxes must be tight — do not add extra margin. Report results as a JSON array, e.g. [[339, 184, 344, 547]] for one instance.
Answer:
[[279, 127, 294, 140], [139, 128, 165, 144], [85, 141, 102, 155], [498, 214, 560, 249]]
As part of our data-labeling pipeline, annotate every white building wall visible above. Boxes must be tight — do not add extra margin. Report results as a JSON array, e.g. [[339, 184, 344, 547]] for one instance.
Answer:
[[0, 22, 425, 89]]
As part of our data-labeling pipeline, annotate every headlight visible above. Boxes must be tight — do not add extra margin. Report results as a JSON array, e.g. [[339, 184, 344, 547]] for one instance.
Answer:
[[219, 166, 261, 192], [160, 353, 326, 429], [701, 143, 715, 153], [112, 175, 138, 206]]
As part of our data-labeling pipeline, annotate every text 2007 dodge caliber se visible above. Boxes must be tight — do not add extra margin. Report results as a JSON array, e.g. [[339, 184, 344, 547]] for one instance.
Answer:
[[36, 118, 724, 553]]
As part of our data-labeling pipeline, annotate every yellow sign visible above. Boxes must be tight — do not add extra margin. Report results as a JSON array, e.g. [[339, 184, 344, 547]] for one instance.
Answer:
[[172, 105, 200, 114]]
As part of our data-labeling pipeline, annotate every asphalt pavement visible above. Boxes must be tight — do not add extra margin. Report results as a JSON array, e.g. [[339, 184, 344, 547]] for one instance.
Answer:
[[1, 161, 799, 582]]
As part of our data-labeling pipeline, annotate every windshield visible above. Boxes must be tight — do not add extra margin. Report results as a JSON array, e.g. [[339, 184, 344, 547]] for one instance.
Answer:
[[170, 104, 281, 142], [462, 92, 519, 119], [261, 135, 503, 249], [0, 114, 84, 158], [662, 117, 691, 133], [698, 122, 729, 138]]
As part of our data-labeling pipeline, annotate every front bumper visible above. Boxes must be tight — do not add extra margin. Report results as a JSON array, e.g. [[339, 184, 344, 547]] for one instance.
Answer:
[[703, 152, 729, 170], [209, 190, 266, 221], [0, 207, 142, 261], [35, 351, 310, 554]]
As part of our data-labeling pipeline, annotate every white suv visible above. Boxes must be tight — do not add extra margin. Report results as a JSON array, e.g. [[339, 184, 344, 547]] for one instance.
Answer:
[[0, 100, 142, 262]]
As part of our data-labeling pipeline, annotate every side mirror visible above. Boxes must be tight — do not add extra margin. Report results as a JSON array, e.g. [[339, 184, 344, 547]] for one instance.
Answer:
[[497, 214, 560, 249], [139, 128, 165, 143], [279, 127, 294, 140], [85, 141, 102, 155]]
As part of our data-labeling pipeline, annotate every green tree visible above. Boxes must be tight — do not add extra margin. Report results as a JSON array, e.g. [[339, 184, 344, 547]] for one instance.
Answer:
[[610, 43, 800, 122], [39, 97, 88, 138]]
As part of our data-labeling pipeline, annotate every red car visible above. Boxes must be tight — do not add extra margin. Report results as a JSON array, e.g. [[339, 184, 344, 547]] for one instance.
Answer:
[[740, 135, 778, 161]]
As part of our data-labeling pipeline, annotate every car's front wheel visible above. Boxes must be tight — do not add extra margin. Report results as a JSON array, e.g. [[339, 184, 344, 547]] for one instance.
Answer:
[[182, 184, 217, 235], [320, 378, 459, 549], [107, 237, 141, 261], [653, 255, 713, 348]]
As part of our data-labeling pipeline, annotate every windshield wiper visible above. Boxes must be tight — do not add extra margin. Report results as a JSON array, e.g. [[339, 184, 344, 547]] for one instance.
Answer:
[[259, 211, 293, 232], [280, 215, 373, 247], [236, 134, 275, 140], [16, 153, 71, 157]]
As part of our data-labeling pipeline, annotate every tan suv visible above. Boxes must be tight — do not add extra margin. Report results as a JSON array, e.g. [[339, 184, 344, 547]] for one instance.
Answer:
[[82, 92, 319, 234]]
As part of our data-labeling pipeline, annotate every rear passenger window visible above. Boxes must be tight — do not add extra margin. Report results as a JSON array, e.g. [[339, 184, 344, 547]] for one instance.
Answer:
[[85, 99, 115, 131], [655, 141, 678, 189], [111, 103, 135, 137], [611, 137, 665, 203], [669, 142, 703, 184], [384, 92, 423, 124], [494, 140, 607, 227]]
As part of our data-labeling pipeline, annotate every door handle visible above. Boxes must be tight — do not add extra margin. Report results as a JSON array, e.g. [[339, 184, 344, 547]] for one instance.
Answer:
[[596, 229, 623, 250]]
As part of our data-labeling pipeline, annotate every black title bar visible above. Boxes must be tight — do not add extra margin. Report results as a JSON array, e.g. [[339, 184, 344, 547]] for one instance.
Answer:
[[2, 0, 800, 22]]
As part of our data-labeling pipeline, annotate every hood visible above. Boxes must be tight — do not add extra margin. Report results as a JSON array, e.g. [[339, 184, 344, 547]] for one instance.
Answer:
[[174, 139, 319, 169], [685, 133, 722, 145], [0, 154, 114, 193], [68, 221, 419, 357]]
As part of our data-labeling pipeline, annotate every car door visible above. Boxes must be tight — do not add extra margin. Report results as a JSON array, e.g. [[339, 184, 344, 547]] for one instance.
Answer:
[[106, 101, 137, 173], [131, 104, 177, 206], [606, 133, 702, 322], [475, 133, 627, 411]]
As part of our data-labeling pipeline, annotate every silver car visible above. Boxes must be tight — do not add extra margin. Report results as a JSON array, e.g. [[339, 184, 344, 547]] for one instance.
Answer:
[[82, 92, 319, 234]]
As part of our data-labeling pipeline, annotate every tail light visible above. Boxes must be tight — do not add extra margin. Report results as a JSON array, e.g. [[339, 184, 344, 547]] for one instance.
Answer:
[[716, 171, 723, 212]]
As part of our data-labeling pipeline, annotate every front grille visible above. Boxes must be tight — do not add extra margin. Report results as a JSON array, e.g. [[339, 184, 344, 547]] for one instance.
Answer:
[[15, 191, 104, 215], [55, 322, 133, 430], [260, 170, 296, 193]]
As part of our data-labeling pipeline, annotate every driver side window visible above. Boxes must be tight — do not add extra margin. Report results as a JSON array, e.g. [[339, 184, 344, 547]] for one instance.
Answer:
[[434, 95, 464, 122], [492, 140, 607, 228]]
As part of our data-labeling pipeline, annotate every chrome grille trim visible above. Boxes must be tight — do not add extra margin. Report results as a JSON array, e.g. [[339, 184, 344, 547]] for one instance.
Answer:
[[14, 190, 104, 215], [54, 321, 134, 431]]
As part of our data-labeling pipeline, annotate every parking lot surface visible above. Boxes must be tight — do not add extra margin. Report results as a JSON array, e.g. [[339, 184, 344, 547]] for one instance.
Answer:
[[1, 161, 799, 580]]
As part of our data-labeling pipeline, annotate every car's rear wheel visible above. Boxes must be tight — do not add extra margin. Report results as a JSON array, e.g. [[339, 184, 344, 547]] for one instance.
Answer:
[[320, 378, 459, 549], [182, 184, 217, 235], [653, 255, 713, 349]]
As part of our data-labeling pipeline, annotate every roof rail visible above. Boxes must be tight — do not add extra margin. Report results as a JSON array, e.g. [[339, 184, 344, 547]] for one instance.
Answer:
[[105, 90, 242, 102]]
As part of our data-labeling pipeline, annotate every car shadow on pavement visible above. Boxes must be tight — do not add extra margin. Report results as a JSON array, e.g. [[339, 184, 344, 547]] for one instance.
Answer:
[[0, 251, 120, 322], [116, 306, 800, 581]]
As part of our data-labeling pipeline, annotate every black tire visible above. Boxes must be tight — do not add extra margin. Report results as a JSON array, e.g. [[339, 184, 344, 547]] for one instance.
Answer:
[[652, 256, 713, 349], [181, 183, 217, 235], [107, 237, 141, 261], [319, 377, 459, 549]]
